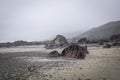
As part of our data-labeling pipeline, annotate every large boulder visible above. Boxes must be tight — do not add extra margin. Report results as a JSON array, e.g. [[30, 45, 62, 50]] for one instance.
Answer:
[[103, 43, 111, 48], [78, 38, 88, 44], [45, 35, 68, 49], [61, 44, 89, 59], [53, 35, 68, 45], [48, 50, 60, 57]]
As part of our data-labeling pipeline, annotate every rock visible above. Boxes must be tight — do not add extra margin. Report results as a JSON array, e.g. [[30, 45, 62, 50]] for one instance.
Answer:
[[78, 38, 88, 44], [53, 35, 68, 45], [0, 74, 4, 80], [61, 44, 89, 59], [48, 50, 60, 57], [111, 42, 120, 46], [103, 43, 111, 48], [98, 41, 104, 45], [27, 66, 37, 72], [45, 35, 68, 49]]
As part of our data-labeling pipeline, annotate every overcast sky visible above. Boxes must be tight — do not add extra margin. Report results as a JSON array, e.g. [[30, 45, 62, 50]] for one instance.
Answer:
[[0, 0, 120, 42]]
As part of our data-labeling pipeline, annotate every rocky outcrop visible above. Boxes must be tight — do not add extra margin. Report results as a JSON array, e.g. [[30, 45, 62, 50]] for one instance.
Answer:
[[45, 35, 68, 49], [53, 35, 68, 45], [78, 38, 88, 44], [103, 43, 111, 48], [48, 50, 60, 57], [61, 44, 89, 59]]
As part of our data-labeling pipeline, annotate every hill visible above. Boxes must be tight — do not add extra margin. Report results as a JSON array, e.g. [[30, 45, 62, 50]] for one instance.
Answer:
[[75, 21, 120, 41]]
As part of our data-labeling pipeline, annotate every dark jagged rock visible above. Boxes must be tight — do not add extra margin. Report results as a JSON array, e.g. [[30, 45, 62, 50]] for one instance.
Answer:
[[61, 44, 89, 59], [48, 50, 60, 57], [45, 35, 68, 49]]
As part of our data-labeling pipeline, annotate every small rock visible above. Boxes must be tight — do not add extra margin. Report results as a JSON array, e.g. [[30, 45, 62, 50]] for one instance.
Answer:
[[103, 44, 111, 48], [79, 68, 83, 69], [48, 50, 60, 57], [27, 66, 36, 72]]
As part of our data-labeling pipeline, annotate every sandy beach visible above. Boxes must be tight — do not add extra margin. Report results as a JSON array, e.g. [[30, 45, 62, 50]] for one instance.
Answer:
[[0, 45, 120, 80]]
